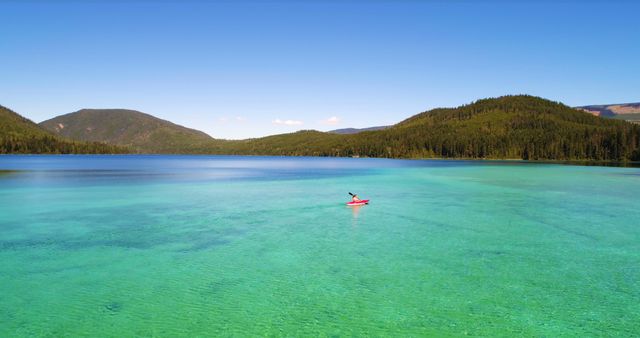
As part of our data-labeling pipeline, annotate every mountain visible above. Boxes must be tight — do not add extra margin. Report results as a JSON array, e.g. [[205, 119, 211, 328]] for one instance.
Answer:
[[39, 109, 215, 153], [0, 105, 125, 154], [576, 102, 640, 117], [211, 95, 640, 161], [576, 103, 640, 124], [329, 126, 389, 134], [24, 95, 640, 161]]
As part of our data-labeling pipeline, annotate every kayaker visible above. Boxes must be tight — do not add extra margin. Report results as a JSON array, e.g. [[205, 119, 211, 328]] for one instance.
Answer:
[[352, 194, 361, 202]]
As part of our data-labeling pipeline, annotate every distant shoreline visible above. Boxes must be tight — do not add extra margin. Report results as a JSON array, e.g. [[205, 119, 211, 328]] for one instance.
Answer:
[[1, 153, 639, 168]]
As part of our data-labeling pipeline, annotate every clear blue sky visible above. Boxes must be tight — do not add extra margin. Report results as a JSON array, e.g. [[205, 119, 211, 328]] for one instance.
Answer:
[[1, 0, 638, 139]]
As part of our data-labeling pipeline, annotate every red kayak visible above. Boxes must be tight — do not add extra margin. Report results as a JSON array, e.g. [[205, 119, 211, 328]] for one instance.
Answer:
[[347, 199, 369, 206]]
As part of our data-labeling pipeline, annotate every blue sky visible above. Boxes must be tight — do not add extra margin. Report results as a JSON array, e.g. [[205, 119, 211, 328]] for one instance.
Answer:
[[1, 0, 638, 139]]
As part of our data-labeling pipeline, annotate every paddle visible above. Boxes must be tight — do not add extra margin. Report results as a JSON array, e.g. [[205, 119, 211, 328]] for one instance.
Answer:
[[348, 192, 355, 197]]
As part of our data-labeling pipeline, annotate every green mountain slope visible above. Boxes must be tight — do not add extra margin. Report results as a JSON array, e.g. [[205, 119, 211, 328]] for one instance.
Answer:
[[0, 105, 125, 154], [39, 109, 214, 153], [27, 96, 640, 161], [212, 96, 640, 161]]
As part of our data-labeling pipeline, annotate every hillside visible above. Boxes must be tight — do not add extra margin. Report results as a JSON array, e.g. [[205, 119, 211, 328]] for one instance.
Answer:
[[577, 102, 640, 120], [211, 96, 640, 161], [586, 102, 640, 125], [21, 96, 640, 161], [611, 113, 640, 124], [329, 126, 389, 134], [0, 105, 125, 154], [207, 130, 346, 156], [39, 109, 215, 153]]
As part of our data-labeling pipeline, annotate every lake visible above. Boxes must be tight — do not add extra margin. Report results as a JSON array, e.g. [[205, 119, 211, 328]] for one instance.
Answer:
[[0, 155, 638, 336]]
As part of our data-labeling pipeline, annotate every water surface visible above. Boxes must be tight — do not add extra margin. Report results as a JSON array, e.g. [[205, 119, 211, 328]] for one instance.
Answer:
[[0, 155, 638, 336]]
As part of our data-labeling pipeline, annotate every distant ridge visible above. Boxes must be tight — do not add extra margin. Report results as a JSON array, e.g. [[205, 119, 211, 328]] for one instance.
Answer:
[[576, 102, 640, 116], [576, 102, 640, 124], [328, 126, 389, 134], [39, 109, 214, 153]]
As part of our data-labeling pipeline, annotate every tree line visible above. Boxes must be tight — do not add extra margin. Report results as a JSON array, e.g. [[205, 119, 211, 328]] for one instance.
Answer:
[[207, 96, 640, 161]]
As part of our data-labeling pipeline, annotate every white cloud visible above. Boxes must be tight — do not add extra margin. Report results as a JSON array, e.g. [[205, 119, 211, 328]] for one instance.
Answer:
[[273, 119, 303, 126], [218, 117, 229, 123], [322, 116, 340, 125], [235, 116, 247, 122]]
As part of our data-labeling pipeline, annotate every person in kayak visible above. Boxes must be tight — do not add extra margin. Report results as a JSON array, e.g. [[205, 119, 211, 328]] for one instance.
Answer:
[[351, 194, 361, 202]]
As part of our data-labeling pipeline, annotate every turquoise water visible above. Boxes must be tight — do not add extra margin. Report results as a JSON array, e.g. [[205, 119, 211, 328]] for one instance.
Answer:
[[0, 155, 639, 337]]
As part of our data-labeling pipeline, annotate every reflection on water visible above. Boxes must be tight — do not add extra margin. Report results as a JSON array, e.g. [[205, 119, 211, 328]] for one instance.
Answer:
[[350, 204, 363, 219], [350, 203, 368, 229]]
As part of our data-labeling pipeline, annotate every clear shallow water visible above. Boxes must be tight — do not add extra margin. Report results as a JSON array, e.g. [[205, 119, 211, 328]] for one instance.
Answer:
[[0, 155, 639, 337]]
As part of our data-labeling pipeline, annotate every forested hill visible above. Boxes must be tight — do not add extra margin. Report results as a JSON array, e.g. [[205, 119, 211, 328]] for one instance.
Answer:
[[0, 105, 125, 154], [5, 96, 640, 160], [210, 96, 640, 161], [39, 109, 214, 153]]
